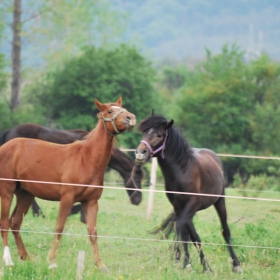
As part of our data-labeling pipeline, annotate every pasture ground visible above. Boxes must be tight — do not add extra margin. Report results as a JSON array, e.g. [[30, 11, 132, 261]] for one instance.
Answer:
[[0, 170, 280, 280]]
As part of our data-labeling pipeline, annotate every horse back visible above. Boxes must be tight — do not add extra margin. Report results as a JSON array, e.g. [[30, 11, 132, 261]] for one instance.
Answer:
[[191, 148, 225, 193], [192, 148, 223, 168]]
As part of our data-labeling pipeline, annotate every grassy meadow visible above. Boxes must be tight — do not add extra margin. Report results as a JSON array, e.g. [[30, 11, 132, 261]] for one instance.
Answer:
[[1, 169, 280, 280]]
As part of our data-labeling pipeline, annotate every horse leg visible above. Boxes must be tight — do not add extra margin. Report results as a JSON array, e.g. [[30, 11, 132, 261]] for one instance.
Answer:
[[47, 197, 73, 269], [174, 221, 193, 271], [214, 197, 242, 273], [10, 190, 35, 261], [82, 200, 108, 271], [180, 226, 193, 271], [176, 202, 211, 273], [0, 182, 15, 266], [173, 231, 181, 265]]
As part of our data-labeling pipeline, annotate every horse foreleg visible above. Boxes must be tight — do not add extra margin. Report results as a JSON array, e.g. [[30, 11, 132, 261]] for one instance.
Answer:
[[0, 184, 14, 266], [180, 226, 193, 271], [82, 201, 108, 272], [11, 191, 35, 261], [214, 197, 242, 273], [47, 197, 73, 269], [177, 202, 211, 273]]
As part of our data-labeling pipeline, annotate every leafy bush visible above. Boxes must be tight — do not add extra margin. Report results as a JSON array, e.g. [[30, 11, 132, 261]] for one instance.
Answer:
[[26, 44, 159, 148], [232, 173, 280, 197]]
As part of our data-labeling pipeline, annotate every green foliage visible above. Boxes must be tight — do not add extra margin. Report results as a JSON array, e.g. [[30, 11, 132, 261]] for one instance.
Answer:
[[233, 173, 280, 198], [0, 0, 130, 70], [27, 44, 158, 147], [0, 22, 7, 95], [164, 44, 280, 182], [175, 44, 254, 150]]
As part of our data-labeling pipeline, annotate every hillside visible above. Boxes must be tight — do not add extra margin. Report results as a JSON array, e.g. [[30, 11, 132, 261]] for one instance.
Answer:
[[113, 0, 280, 61]]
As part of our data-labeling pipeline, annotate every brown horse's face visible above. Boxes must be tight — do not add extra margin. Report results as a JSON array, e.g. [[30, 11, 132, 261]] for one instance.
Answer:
[[135, 126, 167, 165], [95, 97, 136, 135]]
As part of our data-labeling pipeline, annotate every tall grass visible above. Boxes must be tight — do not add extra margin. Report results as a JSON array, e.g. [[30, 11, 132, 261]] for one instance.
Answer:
[[1, 170, 280, 279]]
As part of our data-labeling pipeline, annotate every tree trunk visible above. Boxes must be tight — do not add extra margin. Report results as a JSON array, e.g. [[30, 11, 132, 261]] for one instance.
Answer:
[[11, 0, 21, 111]]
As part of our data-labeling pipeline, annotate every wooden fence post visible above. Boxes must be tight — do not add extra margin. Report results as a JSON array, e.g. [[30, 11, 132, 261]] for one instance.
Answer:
[[147, 157, 158, 219], [76, 250, 85, 280]]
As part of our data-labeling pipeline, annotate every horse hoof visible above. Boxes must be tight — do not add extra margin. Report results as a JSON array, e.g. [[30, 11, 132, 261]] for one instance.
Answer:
[[4, 262, 14, 267], [23, 255, 36, 262], [3, 246, 14, 266], [100, 267, 109, 273], [48, 263, 58, 269], [232, 265, 242, 273], [203, 269, 212, 274], [184, 264, 194, 273]]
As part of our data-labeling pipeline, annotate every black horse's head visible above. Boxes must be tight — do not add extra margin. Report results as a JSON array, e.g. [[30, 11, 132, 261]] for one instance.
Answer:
[[135, 115, 174, 165], [125, 164, 144, 205]]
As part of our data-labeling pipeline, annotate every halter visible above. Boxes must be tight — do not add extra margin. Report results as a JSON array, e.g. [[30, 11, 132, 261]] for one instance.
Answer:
[[140, 129, 168, 159], [101, 108, 127, 136]]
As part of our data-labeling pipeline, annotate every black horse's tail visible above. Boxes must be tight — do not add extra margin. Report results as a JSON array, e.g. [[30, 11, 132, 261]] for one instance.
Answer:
[[0, 129, 9, 145], [150, 212, 177, 239], [31, 200, 45, 218]]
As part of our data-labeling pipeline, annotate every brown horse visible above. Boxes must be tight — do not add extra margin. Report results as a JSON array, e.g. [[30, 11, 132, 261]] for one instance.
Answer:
[[0, 123, 143, 217], [135, 114, 241, 273], [0, 97, 136, 270]]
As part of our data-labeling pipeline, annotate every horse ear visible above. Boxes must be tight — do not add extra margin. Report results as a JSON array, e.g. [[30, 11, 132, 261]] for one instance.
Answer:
[[166, 119, 174, 128], [116, 96, 122, 107], [94, 98, 106, 111]]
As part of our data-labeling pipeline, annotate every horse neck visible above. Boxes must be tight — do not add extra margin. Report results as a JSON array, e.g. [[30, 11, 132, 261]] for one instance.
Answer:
[[82, 120, 114, 166], [157, 148, 189, 187]]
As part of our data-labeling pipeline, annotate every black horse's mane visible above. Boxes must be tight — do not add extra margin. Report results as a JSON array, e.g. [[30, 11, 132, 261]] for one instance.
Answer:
[[0, 129, 9, 145], [138, 115, 193, 167]]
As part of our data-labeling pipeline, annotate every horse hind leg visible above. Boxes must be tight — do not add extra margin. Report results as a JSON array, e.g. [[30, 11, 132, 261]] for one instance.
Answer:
[[214, 197, 242, 273], [10, 190, 35, 261]]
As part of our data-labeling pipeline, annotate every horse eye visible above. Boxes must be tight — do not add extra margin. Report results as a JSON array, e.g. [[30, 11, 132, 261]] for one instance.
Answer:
[[157, 134, 162, 138], [108, 110, 113, 114]]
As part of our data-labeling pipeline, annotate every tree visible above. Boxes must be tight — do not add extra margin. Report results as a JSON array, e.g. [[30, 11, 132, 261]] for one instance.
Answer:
[[0, 0, 129, 112], [172, 44, 280, 184], [11, 0, 21, 111], [27, 44, 158, 148]]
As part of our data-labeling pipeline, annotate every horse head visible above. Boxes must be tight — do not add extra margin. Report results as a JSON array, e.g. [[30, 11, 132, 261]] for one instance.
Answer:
[[95, 97, 136, 136], [135, 115, 173, 165]]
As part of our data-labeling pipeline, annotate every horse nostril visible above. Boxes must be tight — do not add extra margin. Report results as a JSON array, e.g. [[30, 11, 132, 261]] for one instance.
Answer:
[[126, 115, 131, 120]]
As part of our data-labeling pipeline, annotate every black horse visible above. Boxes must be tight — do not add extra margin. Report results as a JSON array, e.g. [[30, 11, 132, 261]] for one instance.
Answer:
[[135, 114, 241, 273], [0, 123, 143, 222]]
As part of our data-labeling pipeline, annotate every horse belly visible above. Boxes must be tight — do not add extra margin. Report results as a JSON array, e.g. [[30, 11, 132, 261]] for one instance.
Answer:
[[21, 182, 62, 201]]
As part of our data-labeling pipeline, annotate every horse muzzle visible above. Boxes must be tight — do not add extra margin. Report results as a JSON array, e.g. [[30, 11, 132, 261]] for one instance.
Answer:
[[128, 119, 136, 129], [135, 148, 150, 165], [124, 116, 136, 130]]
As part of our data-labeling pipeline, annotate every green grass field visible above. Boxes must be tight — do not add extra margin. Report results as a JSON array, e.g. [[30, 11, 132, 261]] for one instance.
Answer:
[[1, 170, 280, 280]]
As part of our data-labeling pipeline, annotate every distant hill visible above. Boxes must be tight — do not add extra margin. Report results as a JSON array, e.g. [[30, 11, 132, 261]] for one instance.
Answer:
[[1, 0, 279, 70], [112, 0, 280, 61]]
